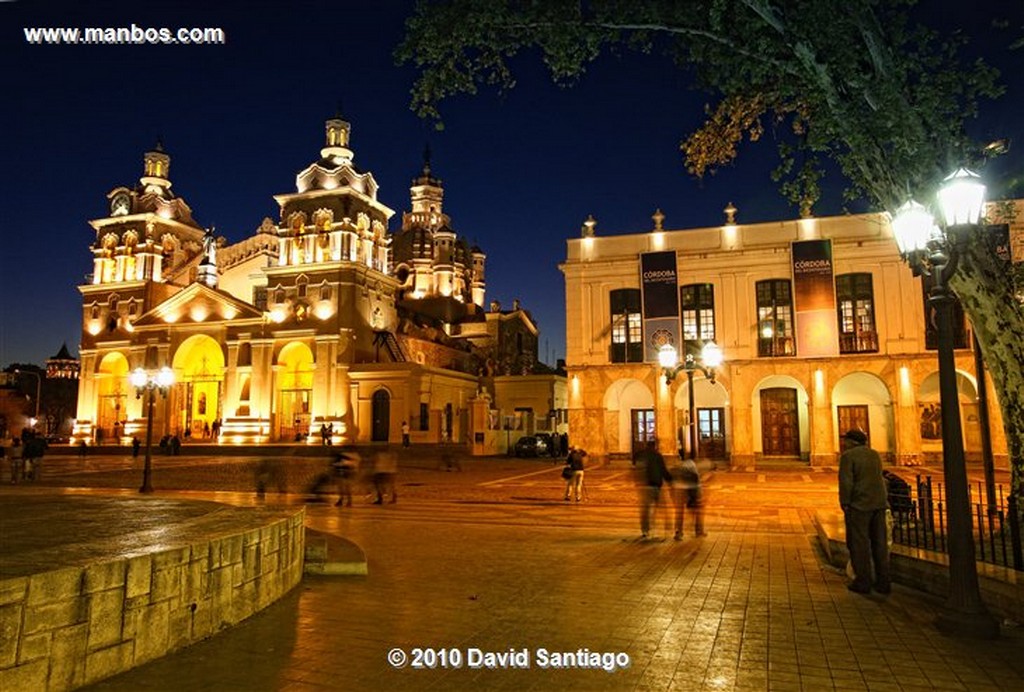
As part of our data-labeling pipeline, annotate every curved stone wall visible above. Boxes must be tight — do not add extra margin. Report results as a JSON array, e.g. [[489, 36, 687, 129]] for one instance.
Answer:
[[0, 505, 305, 691]]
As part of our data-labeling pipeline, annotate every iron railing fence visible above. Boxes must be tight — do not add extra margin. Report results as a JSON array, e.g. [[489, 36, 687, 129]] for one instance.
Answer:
[[886, 472, 1023, 571]]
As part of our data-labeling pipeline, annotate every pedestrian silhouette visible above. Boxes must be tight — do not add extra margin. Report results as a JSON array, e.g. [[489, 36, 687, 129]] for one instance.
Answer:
[[671, 456, 705, 540], [839, 429, 891, 595], [633, 443, 672, 539]]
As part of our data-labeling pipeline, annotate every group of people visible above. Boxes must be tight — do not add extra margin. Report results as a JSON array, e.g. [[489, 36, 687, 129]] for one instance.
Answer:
[[3, 430, 48, 483], [290, 447, 400, 506], [631, 444, 705, 541]]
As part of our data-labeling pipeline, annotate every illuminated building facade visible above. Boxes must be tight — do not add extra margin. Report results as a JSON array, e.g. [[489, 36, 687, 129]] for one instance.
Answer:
[[562, 204, 1021, 466], [73, 118, 559, 446]]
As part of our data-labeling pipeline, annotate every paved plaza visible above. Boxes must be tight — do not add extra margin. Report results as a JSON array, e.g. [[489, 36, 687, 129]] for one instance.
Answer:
[[4, 450, 1022, 690]]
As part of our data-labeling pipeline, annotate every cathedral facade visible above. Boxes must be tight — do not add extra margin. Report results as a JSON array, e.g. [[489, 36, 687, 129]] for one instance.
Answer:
[[73, 118, 561, 446]]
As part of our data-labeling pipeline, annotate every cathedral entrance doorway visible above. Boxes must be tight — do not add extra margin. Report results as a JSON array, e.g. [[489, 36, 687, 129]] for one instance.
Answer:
[[276, 342, 314, 442], [96, 352, 129, 443], [171, 335, 224, 441]]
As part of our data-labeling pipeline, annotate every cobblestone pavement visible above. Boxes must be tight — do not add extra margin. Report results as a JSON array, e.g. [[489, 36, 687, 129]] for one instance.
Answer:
[[10, 451, 1023, 691]]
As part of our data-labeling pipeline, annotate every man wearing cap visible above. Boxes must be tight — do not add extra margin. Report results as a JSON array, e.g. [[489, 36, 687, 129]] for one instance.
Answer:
[[839, 429, 891, 594]]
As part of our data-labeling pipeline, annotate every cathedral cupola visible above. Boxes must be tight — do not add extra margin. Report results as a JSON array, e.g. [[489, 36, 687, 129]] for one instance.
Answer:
[[320, 116, 353, 165], [410, 145, 444, 219], [140, 140, 173, 197]]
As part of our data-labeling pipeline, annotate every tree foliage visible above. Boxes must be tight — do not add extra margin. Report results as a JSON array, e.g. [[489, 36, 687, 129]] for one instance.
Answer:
[[397, 0, 1003, 211], [398, 0, 1024, 500]]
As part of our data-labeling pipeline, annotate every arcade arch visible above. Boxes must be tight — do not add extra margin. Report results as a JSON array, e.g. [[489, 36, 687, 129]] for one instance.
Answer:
[[603, 378, 654, 456], [276, 341, 314, 441], [172, 335, 225, 440], [96, 352, 129, 442], [832, 372, 894, 456]]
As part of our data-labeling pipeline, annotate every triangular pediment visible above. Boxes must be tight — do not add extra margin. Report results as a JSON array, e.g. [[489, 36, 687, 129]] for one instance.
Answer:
[[132, 283, 264, 327]]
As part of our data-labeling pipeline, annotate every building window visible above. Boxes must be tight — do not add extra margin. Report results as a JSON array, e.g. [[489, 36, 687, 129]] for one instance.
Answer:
[[419, 402, 429, 431], [296, 276, 308, 298], [836, 273, 878, 353], [756, 280, 795, 357], [127, 300, 138, 317], [609, 288, 643, 363], [90, 303, 100, 319], [274, 286, 285, 304], [922, 274, 967, 350], [680, 283, 715, 351], [320, 283, 331, 301]]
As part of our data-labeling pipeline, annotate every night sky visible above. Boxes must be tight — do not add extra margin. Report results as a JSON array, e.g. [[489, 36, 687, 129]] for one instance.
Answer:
[[2, 1, 1021, 368]]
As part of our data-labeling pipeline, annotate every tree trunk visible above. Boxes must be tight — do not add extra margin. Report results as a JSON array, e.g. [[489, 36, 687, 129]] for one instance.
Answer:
[[950, 227, 1024, 516]]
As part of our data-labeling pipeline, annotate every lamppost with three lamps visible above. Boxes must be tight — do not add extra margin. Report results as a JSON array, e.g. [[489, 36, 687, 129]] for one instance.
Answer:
[[658, 341, 723, 460], [891, 166, 999, 638], [130, 366, 175, 494]]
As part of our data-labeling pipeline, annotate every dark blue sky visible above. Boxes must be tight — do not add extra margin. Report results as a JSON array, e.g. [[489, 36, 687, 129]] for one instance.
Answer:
[[2, 0, 1020, 368]]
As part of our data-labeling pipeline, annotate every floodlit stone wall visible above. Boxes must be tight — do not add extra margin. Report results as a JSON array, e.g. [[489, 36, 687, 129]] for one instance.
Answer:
[[0, 509, 305, 691]]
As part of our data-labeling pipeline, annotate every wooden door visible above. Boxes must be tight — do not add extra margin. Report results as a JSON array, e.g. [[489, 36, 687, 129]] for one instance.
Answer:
[[630, 409, 656, 456], [697, 407, 726, 459], [372, 390, 390, 442], [837, 405, 870, 445], [761, 388, 800, 457]]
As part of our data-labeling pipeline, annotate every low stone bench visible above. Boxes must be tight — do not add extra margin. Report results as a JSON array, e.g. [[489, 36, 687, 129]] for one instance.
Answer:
[[814, 509, 1022, 625]]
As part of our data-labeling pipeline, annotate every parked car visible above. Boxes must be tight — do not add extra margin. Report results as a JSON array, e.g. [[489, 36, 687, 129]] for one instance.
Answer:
[[535, 433, 557, 456], [513, 435, 548, 457]]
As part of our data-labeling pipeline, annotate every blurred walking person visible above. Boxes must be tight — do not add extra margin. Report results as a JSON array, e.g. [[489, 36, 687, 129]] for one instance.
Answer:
[[634, 442, 672, 539], [373, 448, 399, 504], [672, 456, 705, 540], [332, 446, 360, 507]]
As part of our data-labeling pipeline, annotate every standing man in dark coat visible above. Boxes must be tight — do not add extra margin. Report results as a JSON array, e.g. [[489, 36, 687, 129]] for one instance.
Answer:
[[839, 429, 891, 595]]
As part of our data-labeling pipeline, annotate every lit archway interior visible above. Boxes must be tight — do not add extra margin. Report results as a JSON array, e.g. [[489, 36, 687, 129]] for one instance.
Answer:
[[832, 372, 894, 453], [277, 341, 314, 441], [96, 351, 129, 440], [604, 378, 654, 455]]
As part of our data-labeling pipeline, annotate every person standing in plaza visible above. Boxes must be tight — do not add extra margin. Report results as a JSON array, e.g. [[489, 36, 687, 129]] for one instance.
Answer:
[[401, 420, 410, 448], [672, 456, 705, 540], [131, 436, 141, 458], [634, 443, 672, 539], [838, 429, 891, 595], [563, 446, 586, 502]]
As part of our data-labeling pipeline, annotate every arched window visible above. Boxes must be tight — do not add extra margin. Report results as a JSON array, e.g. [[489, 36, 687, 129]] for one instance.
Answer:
[[320, 282, 331, 301], [296, 275, 308, 298]]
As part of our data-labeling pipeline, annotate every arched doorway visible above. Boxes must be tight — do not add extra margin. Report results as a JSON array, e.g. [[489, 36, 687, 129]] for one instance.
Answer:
[[276, 341, 314, 441], [918, 370, 978, 456], [171, 335, 225, 440], [832, 372, 894, 458], [603, 378, 655, 456], [673, 377, 730, 460], [96, 352, 129, 442], [372, 389, 390, 442]]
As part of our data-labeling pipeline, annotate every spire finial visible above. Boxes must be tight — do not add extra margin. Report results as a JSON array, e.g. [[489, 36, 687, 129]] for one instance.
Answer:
[[724, 202, 737, 224], [582, 215, 597, 237], [652, 208, 665, 231]]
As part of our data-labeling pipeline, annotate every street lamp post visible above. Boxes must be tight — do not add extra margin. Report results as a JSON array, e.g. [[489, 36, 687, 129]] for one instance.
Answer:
[[14, 369, 41, 430], [659, 341, 723, 459], [130, 366, 175, 494], [891, 167, 999, 638]]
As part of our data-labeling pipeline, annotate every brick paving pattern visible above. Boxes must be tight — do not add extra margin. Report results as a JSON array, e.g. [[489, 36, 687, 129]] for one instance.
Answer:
[[6, 450, 1021, 690]]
